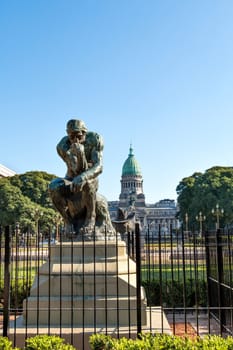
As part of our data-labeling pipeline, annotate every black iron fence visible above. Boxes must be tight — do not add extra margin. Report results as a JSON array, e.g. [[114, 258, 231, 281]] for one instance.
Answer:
[[0, 224, 232, 349], [205, 228, 233, 335]]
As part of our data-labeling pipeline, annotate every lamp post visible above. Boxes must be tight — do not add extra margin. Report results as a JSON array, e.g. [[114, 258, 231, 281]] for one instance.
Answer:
[[185, 213, 189, 231], [196, 211, 206, 236], [32, 208, 43, 238], [15, 222, 20, 236], [212, 203, 224, 230], [54, 214, 63, 241], [184, 212, 189, 240]]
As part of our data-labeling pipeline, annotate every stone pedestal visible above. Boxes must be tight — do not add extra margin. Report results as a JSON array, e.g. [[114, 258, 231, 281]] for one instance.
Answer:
[[23, 240, 147, 327]]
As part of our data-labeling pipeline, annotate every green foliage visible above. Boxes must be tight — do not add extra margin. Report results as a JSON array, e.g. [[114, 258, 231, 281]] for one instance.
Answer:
[[89, 333, 233, 350], [10, 279, 32, 309], [24, 335, 76, 350], [2, 333, 233, 350], [0, 337, 14, 350], [0, 335, 75, 350], [0, 180, 31, 226], [10, 172, 55, 208], [176, 166, 233, 228], [89, 334, 115, 350], [201, 335, 233, 349], [142, 279, 207, 307], [0, 171, 58, 232], [90, 333, 198, 349], [0, 271, 32, 310]]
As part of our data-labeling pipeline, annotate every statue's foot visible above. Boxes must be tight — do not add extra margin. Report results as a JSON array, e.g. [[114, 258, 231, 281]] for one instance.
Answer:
[[84, 218, 96, 232], [79, 224, 95, 234]]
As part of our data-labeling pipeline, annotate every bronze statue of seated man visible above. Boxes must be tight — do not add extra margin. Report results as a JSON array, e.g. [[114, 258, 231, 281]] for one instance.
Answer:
[[49, 119, 115, 240]]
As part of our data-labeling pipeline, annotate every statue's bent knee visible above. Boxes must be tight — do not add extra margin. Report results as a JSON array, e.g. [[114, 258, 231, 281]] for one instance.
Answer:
[[49, 178, 65, 191]]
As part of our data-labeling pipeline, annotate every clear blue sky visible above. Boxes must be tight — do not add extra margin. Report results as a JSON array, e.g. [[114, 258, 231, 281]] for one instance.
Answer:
[[1, 0, 233, 203]]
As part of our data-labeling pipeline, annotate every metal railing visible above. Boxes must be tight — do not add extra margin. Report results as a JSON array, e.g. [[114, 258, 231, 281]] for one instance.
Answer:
[[205, 228, 233, 335], [0, 224, 232, 349]]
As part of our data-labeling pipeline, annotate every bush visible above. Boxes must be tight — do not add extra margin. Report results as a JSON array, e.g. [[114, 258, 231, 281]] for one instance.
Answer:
[[89, 333, 197, 350], [0, 279, 32, 310], [142, 279, 207, 307], [89, 333, 233, 350], [10, 279, 32, 309], [0, 335, 75, 350], [0, 337, 14, 350], [25, 335, 76, 350], [89, 334, 115, 350]]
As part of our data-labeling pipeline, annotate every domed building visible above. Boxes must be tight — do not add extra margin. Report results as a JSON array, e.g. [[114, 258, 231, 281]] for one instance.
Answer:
[[119, 145, 145, 208], [108, 146, 179, 238]]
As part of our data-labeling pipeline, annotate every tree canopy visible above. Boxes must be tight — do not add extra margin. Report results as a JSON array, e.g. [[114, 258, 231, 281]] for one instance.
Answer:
[[0, 171, 60, 234], [176, 166, 233, 229]]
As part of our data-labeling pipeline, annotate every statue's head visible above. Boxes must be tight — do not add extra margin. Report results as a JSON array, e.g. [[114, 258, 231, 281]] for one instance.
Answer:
[[66, 119, 88, 144]]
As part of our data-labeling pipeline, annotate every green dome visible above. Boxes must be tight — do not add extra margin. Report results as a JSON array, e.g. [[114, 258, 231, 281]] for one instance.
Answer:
[[122, 145, 142, 176]]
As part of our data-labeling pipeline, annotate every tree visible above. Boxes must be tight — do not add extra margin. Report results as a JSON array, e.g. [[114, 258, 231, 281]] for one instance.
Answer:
[[0, 171, 60, 235], [10, 171, 55, 207], [176, 166, 233, 229]]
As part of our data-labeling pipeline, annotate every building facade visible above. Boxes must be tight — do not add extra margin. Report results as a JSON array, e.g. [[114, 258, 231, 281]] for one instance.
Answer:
[[0, 164, 16, 178], [108, 146, 179, 238]]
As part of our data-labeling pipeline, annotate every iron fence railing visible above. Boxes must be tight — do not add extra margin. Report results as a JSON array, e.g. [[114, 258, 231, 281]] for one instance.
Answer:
[[205, 228, 233, 335], [0, 224, 232, 349]]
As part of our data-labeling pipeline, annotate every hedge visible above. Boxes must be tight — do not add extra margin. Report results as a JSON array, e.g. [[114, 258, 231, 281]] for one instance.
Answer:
[[89, 333, 233, 350]]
